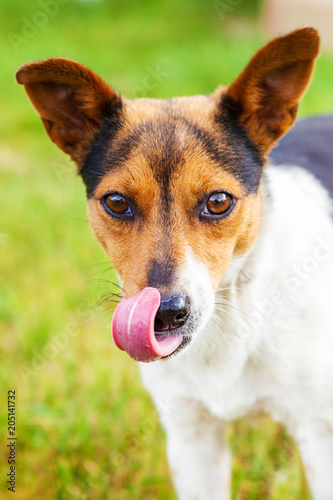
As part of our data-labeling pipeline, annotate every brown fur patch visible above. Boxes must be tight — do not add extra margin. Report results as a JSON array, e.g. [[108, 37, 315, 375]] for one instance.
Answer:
[[87, 114, 262, 295], [16, 58, 122, 163], [16, 28, 320, 298], [224, 27, 320, 154]]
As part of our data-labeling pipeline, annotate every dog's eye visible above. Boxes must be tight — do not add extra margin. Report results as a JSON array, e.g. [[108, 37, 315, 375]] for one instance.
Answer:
[[201, 192, 235, 219], [102, 193, 132, 217], [207, 193, 232, 214]]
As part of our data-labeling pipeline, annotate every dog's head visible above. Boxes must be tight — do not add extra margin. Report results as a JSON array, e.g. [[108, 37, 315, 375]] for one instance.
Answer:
[[17, 28, 319, 361]]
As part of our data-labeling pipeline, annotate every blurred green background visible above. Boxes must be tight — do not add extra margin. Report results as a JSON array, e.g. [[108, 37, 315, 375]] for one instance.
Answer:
[[1, 0, 333, 498]]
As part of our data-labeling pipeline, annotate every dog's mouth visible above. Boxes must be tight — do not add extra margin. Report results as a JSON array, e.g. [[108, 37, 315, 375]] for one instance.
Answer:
[[111, 288, 185, 362]]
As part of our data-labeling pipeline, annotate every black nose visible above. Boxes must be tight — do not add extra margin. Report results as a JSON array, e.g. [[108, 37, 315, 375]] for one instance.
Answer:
[[154, 294, 190, 332]]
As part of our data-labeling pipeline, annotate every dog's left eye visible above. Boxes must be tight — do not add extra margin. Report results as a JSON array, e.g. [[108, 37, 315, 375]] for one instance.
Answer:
[[201, 192, 235, 219], [102, 193, 133, 218]]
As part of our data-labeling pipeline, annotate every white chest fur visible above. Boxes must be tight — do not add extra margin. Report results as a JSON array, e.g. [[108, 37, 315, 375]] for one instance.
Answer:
[[140, 164, 333, 428]]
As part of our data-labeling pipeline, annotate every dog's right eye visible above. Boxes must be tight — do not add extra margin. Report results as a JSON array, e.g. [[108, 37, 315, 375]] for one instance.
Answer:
[[199, 191, 235, 221], [102, 193, 133, 218]]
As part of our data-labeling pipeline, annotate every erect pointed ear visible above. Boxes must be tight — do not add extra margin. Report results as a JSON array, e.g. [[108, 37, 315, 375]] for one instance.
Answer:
[[219, 28, 320, 154], [16, 58, 122, 165]]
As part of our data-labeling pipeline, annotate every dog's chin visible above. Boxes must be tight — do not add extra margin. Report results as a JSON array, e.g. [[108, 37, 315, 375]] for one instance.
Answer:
[[158, 332, 192, 360], [157, 308, 208, 361]]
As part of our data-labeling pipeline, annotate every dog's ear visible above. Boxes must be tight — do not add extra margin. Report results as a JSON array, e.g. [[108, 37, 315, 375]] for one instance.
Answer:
[[220, 28, 320, 154], [16, 58, 122, 164]]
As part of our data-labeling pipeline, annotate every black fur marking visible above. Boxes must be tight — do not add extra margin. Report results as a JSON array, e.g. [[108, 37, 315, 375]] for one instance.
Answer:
[[82, 97, 265, 199], [215, 94, 265, 194], [80, 97, 124, 197], [144, 120, 183, 209], [147, 253, 176, 288], [270, 115, 333, 200]]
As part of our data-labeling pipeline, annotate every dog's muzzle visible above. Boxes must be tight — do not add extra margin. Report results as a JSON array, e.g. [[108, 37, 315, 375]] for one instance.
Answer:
[[112, 287, 189, 362]]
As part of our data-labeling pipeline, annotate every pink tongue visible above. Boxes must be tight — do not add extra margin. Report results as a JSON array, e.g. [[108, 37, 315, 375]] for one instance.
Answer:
[[112, 287, 183, 362]]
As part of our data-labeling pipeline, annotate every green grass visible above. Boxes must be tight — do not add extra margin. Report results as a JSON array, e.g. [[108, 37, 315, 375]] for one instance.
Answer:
[[1, 0, 332, 498]]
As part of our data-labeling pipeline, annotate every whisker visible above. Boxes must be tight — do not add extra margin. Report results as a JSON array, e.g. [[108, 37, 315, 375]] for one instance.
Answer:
[[215, 299, 249, 318], [214, 305, 247, 325], [210, 314, 233, 349], [103, 307, 118, 323], [88, 278, 124, 290], [80, 261, 113, 269], [215, 286, 246, 294]]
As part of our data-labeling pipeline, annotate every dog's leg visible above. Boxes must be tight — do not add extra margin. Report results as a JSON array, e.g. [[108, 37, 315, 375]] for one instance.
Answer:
[[160, 399, 231, 500], [295, 422, 333, 500]]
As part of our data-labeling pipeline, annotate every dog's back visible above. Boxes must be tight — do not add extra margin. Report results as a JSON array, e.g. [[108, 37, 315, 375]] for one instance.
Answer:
[[271, 115, 333, 200]]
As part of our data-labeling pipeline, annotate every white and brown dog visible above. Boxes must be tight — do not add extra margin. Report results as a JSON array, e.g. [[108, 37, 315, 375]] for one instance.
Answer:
[[16, 27, 333, 499]]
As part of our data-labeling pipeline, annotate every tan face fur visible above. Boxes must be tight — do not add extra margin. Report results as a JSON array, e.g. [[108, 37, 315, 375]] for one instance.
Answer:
[[87, 94, 263, 298], [16, 28, 320, 348]]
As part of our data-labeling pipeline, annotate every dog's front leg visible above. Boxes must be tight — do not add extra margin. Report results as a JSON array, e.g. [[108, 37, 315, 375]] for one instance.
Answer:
[[160, 398, 231, 500], [295, 421, 333, 500]]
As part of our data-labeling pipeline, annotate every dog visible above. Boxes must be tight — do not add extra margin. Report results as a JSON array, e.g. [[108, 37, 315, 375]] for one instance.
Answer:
[[16, 27, 333, 499]]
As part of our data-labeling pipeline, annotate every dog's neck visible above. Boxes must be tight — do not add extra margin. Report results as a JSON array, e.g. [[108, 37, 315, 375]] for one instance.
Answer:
[[173, 163, 332, 376]]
